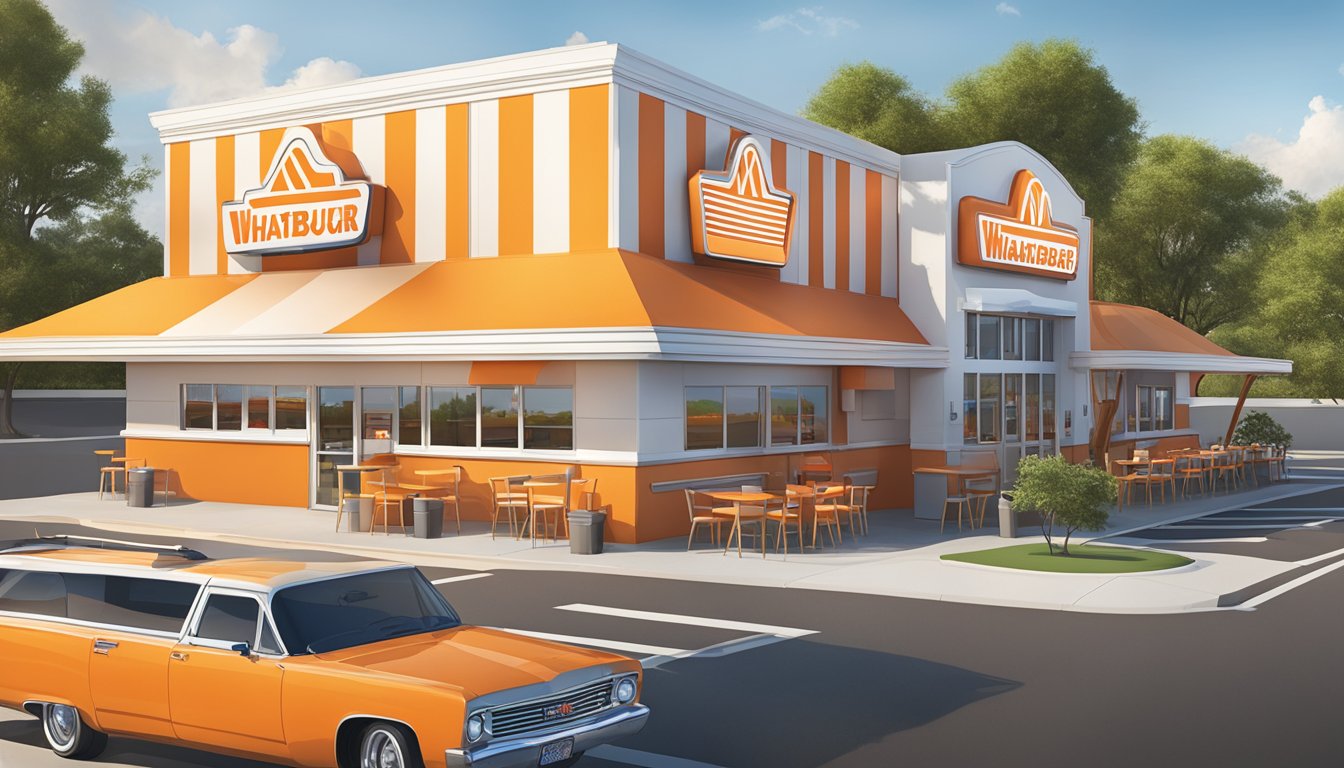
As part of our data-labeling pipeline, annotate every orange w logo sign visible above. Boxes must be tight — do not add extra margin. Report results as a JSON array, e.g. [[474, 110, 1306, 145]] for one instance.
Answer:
[[222, 128, 378, 256], [957, 169, 1080, 280], [689, 135, 795, 267]]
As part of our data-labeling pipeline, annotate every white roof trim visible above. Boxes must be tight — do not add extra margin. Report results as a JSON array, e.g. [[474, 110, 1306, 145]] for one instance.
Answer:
[[0, 327, 948, 368], [961, 288, 1077, 317], [148, 43, 901, 176], [1069, 350, 1292, 375]]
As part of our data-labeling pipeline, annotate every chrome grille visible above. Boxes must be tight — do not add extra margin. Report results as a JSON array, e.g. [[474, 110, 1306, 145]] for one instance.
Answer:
[[489, 679, 615, 738]]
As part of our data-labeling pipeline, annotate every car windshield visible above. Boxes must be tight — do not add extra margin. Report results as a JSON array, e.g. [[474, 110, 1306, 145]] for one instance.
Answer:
[[270, 567, 461, 654]]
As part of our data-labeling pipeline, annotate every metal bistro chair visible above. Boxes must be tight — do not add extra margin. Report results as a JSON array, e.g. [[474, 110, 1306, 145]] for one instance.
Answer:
[[1145, 458, 1177, 504], [525, 468, 576, 545], [1174, 451, 1207, 499], [812, 484, 848, 546], [765, 487, 805, 556]]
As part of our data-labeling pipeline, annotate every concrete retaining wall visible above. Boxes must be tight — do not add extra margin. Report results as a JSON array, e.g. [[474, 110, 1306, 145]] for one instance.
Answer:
[[1190, 398, 1344, 450]]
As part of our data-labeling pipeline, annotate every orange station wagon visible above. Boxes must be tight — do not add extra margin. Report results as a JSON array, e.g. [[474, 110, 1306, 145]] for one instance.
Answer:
[[0, 536, 648, 768]]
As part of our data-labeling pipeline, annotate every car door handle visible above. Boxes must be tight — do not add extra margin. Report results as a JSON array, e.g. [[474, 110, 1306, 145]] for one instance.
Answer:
[[93, 640, 118, 655], [170, 651, 189, 662]]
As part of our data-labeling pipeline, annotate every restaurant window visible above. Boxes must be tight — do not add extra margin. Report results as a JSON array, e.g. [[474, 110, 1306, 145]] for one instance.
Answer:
[[1136, 385, 1174, 432], [726, 387, 763, 448], [183, 384, 213, 430], [398, 386, 422, 447], [1042, 318, 1055, 362], [215, 385, 243, 431], [246, 385, 272, 430], [1042, 374, 1056, 441], [769, 386, 799, 446], [1004, 374, 1021, 442], [1025, 374, 1041, 442], [800, 386, 828, 445], [1025, 318, 1041, 362], [361, 387, 396, 446], [978, 374, 1001, 443], [1002, 317, 1023, 361], [480, 386, 520, 449], [275, 386, 307, 430], [977, 315, 1002, 360], [962, 374, 978, 445], [428, 388, 476, 447], [523, 387, 574, 450], [964, 314, 978, 359], [685, 387, 724, 450]]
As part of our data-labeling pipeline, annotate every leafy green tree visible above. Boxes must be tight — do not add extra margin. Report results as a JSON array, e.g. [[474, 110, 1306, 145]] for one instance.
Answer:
[[940, 39, 1142, 220], [1011, 454, 1116, 556], [1231, 410, 1293, 449], [0, 0, 155, 436], [801, 62, 942, 154], [1207, 188, 1344, 398], [1095, 135, 1287, 334]]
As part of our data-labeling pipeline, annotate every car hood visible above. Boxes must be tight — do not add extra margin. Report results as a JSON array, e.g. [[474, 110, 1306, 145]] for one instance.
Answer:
[[314, 625, 635, 698]]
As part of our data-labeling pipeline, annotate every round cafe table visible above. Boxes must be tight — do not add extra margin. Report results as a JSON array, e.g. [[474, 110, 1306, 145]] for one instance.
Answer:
[[703, 491, 776, 559]]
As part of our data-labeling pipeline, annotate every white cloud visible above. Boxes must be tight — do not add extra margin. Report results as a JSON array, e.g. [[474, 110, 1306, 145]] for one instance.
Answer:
[[1241, 96, 1344, 198], [45, 1, 361, 108], [996, 2, 1022, 16], [757, 7, 858, 36], [565, 31, 590, 46]]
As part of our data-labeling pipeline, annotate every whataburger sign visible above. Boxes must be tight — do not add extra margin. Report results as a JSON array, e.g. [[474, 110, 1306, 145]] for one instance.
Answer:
[[689, 135, 795, 267], [223, 128, 379, 256], [957, 170, 1079, 280]]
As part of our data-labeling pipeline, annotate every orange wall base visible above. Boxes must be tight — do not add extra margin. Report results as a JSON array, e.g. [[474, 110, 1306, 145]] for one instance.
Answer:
[[124, 440, 913, 544], [125, 438, 310, 508]]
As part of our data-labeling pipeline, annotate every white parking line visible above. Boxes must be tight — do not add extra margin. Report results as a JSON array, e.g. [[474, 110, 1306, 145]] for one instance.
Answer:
[[1159, 523, 1318, 530], [1247, 507, 1344, 512], [1295, 544, 1344, 567], [488, 627, 687, 658], [1129, 537, 1268, 544], [431, 573, 493, 585], [555, 604, 818, 638], [1238, 558, 1344, 609], [589, 745, 729, 768], [1211, 515, 1344, 521], [641, 632, 789, 670]]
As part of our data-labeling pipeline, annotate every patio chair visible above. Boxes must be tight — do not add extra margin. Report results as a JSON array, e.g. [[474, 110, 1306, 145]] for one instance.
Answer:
[[684, 489, 731, 549], [95, 450, 124, 500], [941, 495, 973, 533], [1175, 454, 1207, 499], [812, 484, 848, 545], [1144, 459, 1176, 503], [723, 486, 768, 558], [765, 488, 804, 556], [489, 475, 529, 539]]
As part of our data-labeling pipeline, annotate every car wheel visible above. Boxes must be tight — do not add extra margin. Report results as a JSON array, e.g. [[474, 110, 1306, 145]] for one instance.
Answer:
[[41, 703, 108, 760], [359, 721, 424, 768]]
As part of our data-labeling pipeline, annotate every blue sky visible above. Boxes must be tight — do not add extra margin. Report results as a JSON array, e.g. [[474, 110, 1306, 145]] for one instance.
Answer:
[[42, 0, 1344, 236]]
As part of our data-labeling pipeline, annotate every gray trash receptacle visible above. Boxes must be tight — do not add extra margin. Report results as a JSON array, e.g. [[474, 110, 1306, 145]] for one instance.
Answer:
[[413, 498, 444, 539], [997, 493, 1016, 538], [126, 468, 155, 508], [342, 497, 373, 533], [567, 510, 606, 554]]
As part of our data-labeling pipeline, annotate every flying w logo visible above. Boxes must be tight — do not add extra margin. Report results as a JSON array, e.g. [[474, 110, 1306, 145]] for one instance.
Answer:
[[688, 135, 796, 268]]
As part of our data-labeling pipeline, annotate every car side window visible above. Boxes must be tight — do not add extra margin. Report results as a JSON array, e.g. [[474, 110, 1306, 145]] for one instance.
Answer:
[[257, 615, 282, 655], [0, 569, 67, 618], [195, 594, 259, 646]]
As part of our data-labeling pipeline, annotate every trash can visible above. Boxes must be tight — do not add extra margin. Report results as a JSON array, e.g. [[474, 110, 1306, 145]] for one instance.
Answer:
[[413, 498, 444, 539], [343, 496, 373, 533], [127, 467, 155, 508], [997, 492, 1016, 538], [567, 510, 606, 554]]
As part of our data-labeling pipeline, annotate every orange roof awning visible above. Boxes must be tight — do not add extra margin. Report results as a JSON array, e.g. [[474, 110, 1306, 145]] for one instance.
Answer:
[[1081, 301, 1290, 375], [0, 250, 943, 367]]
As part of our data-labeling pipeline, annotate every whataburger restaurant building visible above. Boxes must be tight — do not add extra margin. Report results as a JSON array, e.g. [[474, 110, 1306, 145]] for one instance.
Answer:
[[0, 44, 1291, 543]]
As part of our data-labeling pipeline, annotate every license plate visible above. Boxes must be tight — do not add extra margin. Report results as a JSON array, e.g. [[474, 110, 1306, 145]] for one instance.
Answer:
[[539, 738, 574, 766]]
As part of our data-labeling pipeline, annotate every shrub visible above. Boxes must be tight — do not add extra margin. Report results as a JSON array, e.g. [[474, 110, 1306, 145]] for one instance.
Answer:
[[1231, 410, 1293, 450], [1010, 454, 1117, 556]]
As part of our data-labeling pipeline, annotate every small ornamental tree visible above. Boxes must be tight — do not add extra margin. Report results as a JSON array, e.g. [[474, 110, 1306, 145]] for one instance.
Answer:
[[1231, 410, 1293, 450], [1010, 454, 1117, 556]]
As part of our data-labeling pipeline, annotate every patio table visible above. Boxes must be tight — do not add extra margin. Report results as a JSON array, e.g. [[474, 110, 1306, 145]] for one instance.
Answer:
[[913, 467, 998, 521], [704, 490, 775, 559]]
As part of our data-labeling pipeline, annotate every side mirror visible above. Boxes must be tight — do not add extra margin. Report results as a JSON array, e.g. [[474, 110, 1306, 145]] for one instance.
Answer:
[[231, 642, 253, 657]]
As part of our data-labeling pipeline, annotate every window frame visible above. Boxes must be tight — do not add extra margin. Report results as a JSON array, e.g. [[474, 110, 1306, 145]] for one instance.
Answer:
[[182, 384, 215, 431], [185, 587, 287, 658], [521, 385, 575, 451], [686, 384, 827, 453]]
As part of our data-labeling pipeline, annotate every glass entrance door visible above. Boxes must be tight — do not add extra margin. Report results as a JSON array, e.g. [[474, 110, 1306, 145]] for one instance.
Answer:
[[314, 386, 355, 508]]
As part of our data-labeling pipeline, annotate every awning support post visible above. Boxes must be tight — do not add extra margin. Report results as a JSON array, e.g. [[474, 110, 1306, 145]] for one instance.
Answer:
[[1223, 374, 1257, 447]]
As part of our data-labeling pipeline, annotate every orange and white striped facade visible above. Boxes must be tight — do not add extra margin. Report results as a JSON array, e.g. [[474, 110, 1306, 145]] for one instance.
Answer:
[[154, 43, 900, 298]]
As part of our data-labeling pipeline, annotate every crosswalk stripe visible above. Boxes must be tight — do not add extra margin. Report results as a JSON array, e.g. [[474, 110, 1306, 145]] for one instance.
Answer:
[[1159, 524, 1319, 530], [489, 627, 686, 658], [1247, 507, 1344, 512], [431, 573, 493, 585], [1239, 557, 1344, 609], [555, 603, 818, 638]]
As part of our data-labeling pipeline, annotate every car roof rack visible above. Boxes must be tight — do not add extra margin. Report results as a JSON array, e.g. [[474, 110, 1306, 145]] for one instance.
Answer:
[[0, 535, 208, 561]]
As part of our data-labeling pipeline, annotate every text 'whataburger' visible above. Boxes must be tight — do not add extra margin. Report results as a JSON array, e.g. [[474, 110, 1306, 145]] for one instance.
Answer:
[[958, 169, 1080, 280], [222, 128, 375, 256]]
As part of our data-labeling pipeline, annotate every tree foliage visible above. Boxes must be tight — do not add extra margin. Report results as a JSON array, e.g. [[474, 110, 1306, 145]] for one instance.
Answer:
[[941, 40, 1142, 220], [801, 62, 942, 154], [1205, 188, 1344, 397], [1095, 135, 1287, 334], [1011, 454, 1116, 556], [1231, 410, 1293, 450]]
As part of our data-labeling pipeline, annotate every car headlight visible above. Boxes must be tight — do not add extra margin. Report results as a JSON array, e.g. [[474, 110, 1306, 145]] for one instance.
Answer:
[[467, 713, 486, 742], [614, 677, 637, 704]]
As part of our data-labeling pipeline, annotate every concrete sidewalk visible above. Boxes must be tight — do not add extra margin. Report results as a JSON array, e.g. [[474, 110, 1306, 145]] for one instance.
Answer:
[[0, 476, 1337, 614]]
